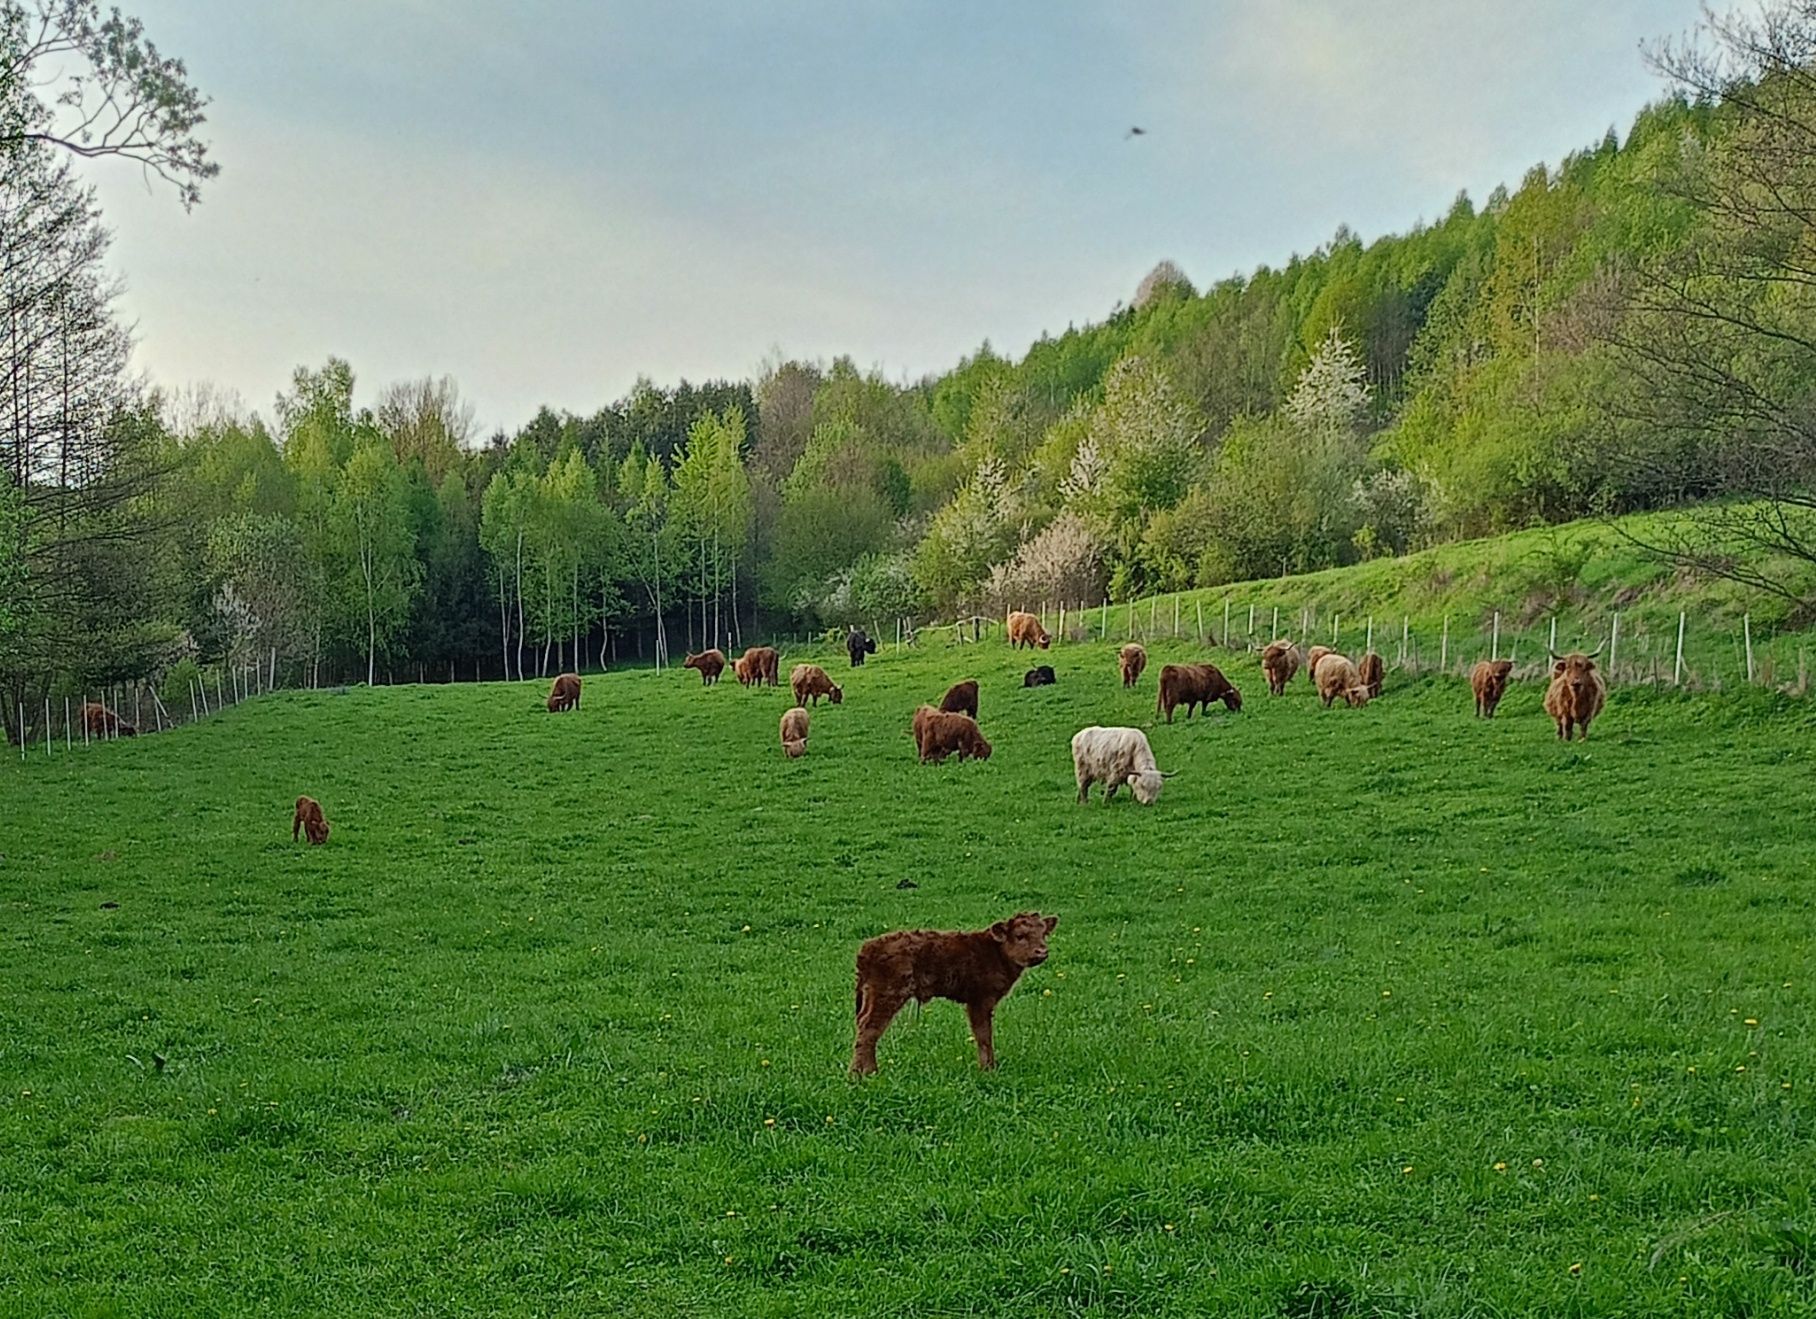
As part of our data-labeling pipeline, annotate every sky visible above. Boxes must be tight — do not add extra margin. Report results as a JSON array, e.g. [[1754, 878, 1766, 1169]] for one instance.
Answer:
[[84, 0, 1709, 436]]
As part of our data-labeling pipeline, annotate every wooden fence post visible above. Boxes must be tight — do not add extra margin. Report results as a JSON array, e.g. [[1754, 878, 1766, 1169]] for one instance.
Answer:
[[1222, 600, 1231, 647], [1365, 616, 1373, 655], [1548, 617, 1556, 657], [1674, 611, 1686, 685], [1609, 613, 1621, 683], [1440, 617, 1449, 672], [1196, 601, 1204, 641], [1744, 613, 1754, 683], [1491, 612, 1500, 662]]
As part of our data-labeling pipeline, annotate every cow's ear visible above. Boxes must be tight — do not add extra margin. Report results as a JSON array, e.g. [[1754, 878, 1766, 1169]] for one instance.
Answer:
[[989, 921, 1010, 942], [1043, 915, 1058, 934]]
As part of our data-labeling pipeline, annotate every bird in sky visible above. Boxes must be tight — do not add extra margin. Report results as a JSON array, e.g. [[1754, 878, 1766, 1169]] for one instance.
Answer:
[[1125, 126, 1146, 140]]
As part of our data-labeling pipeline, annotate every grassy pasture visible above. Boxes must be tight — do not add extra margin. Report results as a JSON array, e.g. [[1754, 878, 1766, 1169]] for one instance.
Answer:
[[3, 637, 1815, 1316]]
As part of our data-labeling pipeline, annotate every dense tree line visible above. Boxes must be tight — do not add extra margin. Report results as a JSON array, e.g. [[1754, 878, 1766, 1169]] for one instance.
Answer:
[[8, 2, 1816, 740]]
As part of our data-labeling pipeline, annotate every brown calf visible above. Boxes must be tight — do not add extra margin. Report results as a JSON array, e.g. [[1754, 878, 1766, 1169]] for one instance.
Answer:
[[1261, 640, 1301, 696], [1156, 663, 1242, 723], [1357, 652, 1384, 700], [292, 795, 330, 846], [938, 679, 979, 721], [683, 650, 726, 685], [735, 646, 780, 686], [1544, 650, 1606, 740], [1006, 610, 1051, 650], [851, 912, 1057, 1074], [1118, 643, 1147, 688], [912, 706, 992, 763], [1470, 659, 1513, 718], [780, 706, 810, 758], [790, 663, 843, 706], [82, 703, 136, 738], [546, 672, 581, 712], [1305, 645, 1334, 685]]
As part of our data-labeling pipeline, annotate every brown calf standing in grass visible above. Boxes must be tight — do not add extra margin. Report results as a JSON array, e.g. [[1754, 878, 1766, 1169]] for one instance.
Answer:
[[683, 650, 726, 685], [1261, 640, 1302, 696], [791, 663, 843, 706], [912, 706, 991, 762], [1304, 646, 1334, 686], [1156, 663, 1241, 723], [938, 679, 978, 721], [546, 672, 581, 712], [735, 646, 780, 686], [1544, 649, 1606, 740], [292, 796, 330, 845], [851, 912, 1058, 1074], [1006, 610, 1050, 650], [1118, 643, 1147, 688], [1471, 659, 1513, 718], [83, 703, 136, 737], [1357, 652, 1384, 700]]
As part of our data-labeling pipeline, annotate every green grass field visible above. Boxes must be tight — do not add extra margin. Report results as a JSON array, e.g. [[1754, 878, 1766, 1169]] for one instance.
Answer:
[[5, 638, 1816, 1316]]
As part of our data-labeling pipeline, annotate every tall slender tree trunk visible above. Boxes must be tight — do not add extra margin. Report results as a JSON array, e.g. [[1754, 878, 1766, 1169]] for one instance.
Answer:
[[497, 564, 509, 679], [514, 529, 525, 682]]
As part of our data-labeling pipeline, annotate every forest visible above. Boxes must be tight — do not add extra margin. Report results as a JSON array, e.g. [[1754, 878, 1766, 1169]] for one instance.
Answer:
[[6, 2, 1816, 734]]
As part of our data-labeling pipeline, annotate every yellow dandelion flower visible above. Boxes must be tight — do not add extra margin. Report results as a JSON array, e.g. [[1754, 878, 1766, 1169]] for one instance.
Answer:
[[763, 1118, 776, 1128], [1745, 1018, 1759, 1027], [1568, 1262, 1582, 1276], [1164, 1222, 1176, 1232], [1381, 990, 1392, 998], [1493, 1162, 1508, 1173], [1589, 1194, 1600, 1202], [1043, 988, 1053, 997]]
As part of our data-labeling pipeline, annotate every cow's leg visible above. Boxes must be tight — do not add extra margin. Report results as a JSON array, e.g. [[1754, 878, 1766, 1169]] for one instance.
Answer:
[[1076, 774, 1091, 805], [1105, 779, 1119, 801], [966, 999, 999, 1070], [851, 988, 907, 1076]]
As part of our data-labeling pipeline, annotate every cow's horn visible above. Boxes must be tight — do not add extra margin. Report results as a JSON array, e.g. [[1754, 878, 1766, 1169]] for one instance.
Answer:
[[1159, 769, 1179, 778], [1585, 644, 1604, 659], [1547, 650, 1564, 662]]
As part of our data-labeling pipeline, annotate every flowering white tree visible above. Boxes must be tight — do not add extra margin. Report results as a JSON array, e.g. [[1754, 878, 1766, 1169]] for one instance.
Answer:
[[1286, 325, 1372, 441]]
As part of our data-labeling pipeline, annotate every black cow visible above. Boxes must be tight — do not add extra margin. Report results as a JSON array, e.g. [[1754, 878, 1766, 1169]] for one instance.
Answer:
[[847, 628, 878, 667], [1023, 666, 1056, 688]]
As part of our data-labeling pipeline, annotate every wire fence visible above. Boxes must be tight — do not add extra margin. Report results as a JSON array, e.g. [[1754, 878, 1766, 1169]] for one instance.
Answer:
[[912, 596, 1812, 697]]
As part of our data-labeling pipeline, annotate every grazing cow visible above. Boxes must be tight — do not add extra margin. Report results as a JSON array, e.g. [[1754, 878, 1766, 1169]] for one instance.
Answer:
[[780, 706, 810, 758], [1471, 659, 1514, 718], [851, 911, 1057, 1075], [790, 662, 843, 706], [1305, 646, 1334, 685], [81, 703, 136, 738], [1156, 663, 1242, 723], [1118, 643, 1148, 688], [1022, 666, 1056, 688], [683, 649, 726, 686], [734, 646, 780, 687], [912, 706, 992, 763], [1261, 639, 1302, 696], [846, 628, 878, 667], [1313, 653, 1369, 708], [1071, 726, 1172, 804], [1006, 610, 1051, 650], [938, 679, 979, 721], [1358, 652, 1385, 700], [292, 795, 330, 846], [1544, 649, 1607, 740], [546, 672, 581, 712]]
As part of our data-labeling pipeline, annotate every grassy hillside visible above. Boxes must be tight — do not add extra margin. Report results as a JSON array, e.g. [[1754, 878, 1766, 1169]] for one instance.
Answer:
[[1004, 509, 1816, 693], [4, 643, 1816, 1315]]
